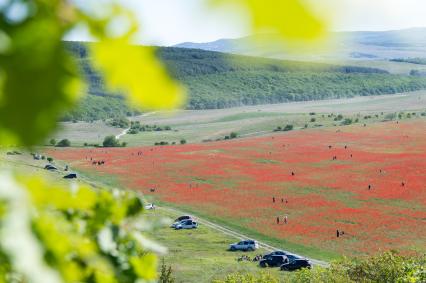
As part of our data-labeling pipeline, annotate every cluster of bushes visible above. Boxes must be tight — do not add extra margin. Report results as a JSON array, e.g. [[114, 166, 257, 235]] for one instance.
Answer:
[[154, 139, 187, 146], [6, 151, 22, 155], [108, 117, 130, 128], [274, 125, 294, 132], [213, 251, 426, 283], [224, 132, 238, 140], [128, 121, 172, 134]]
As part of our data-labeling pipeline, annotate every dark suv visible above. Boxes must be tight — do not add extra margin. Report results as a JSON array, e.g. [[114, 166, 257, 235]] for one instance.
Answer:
[[280, 259, 312, 271], [262, 250, 288, 258], [259, 255, 288, 267]]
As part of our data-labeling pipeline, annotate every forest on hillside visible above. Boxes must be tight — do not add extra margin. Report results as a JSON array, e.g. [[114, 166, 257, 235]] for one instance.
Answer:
[[64, 42, 426, 120]]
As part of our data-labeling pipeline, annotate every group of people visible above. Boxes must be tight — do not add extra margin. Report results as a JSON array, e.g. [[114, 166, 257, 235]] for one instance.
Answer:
[[272, 197, 289, 224], [236, 254, 263, 262], [272, 197, 288, 204], [276, 215, 288, 225], [92, 160, 105, 166]]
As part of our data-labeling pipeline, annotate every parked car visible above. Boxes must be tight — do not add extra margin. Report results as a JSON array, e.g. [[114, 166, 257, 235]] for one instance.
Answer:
[[44, 164, 57, 171], [175, 219, 198, 230], [284, 254, 301, 262], [63, 173, 77, 179], [229, 240, 259, 251], [262, 250, 289, 259], [280, 259, 312, 271], [171, 216, 193, 228], [174, 215, 192, 222], [259, 255, 288, 267], [144, 203, 155, 210]]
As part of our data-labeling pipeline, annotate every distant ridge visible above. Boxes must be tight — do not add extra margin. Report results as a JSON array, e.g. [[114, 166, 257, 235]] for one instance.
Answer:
[[173, 28, 426, 61]]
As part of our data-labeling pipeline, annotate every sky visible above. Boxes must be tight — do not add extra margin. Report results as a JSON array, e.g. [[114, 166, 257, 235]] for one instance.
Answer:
[[67, 0, 426, 46]]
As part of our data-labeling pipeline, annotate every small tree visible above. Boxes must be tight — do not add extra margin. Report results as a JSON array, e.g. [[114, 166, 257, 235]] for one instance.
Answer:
[[56, 139, 71, 147], [180, 139, 187, 145], [230, 132, 238, 139], [103, 136, 120, 147], [47, 157, 53, 163], [310, 118, 316, 122], [342, 118, 353, 125], [159, 259, 175, 283], [49, 138, 56, 146]]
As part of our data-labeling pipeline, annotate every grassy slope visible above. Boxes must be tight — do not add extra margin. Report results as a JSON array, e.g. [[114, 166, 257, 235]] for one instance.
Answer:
[[145, 208, 280, 283]]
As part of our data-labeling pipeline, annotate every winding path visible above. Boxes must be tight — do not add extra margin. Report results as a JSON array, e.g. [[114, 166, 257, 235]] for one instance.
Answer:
[[115, 112, 158, 140]]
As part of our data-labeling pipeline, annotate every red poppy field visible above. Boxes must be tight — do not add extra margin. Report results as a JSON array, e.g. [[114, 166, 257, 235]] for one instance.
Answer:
[[49, 120, 426, 259]]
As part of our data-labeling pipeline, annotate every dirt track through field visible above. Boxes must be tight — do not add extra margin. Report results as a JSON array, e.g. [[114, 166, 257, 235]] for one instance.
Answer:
[[158, 206, 329, 267]]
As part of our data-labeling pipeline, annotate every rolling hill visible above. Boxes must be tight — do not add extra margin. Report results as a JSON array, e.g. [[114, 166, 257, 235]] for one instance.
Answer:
[[65, 42, 426, 121]]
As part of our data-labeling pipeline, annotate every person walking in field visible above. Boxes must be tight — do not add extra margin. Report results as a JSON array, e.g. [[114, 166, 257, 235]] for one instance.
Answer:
[[284, 215, 288, 224], [276, 217, 280, 224], [336, 229, 340, 238], [273, 197, 275, 203]]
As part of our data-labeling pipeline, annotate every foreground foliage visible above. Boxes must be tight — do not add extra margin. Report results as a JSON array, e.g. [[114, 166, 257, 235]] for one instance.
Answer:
[[0, 173, 160, 283], [213, 252, 426, 283]]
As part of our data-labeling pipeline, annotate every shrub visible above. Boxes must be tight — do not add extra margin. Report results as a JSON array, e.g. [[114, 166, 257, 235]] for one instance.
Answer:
[[212, 272, 279, 283], [180, 139, 187, 145], [283, 124, 294, 131], [230, 132, 238, 139], [159, 259, 175, 283], [103, 136, 120, 147], [56, 139, 71, 147], [384, 113, 396, 120], [334, 114, 344, 121], [310, 118, 316, 122], [342, 118, 353, 125]]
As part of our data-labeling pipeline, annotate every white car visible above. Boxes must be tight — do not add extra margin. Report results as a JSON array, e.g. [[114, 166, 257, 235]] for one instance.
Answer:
[[229, 240, 259, 251], [174, 219, 198, 230], [144, 203, 155, 210]]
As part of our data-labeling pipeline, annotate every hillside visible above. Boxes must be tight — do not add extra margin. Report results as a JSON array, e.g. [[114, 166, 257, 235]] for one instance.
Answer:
[[65, 42, 426, 120], [174, 27, 426, 61]]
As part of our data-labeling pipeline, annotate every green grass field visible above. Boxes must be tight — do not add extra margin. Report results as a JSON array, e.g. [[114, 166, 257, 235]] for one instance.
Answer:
[[145, 208, 282, 283]]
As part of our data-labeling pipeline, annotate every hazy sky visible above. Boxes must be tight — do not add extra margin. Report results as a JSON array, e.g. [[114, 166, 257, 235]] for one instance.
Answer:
[[68, 0, 426, 46]]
